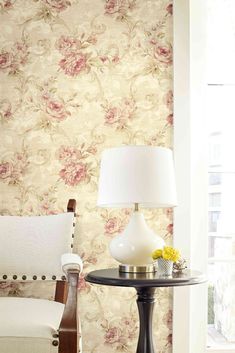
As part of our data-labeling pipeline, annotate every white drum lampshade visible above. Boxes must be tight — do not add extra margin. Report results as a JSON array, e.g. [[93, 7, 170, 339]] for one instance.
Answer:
[[97, 146, 177, 272]]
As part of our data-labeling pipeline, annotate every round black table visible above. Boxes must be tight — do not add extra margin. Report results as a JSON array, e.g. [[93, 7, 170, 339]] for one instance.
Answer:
[[85, 268, 206, 353]]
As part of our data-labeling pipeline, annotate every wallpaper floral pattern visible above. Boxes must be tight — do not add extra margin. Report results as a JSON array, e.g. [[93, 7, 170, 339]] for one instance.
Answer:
[[0, 0, 173, 352]]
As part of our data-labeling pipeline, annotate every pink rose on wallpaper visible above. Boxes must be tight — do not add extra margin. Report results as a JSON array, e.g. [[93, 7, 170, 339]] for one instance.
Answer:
[[112, 55, 120, 63], [43, 0, 71, 12], [100, 55, 108, 63], [105, 217, 123, 235], [154, 44, 172, 65], [78, 274, 90, 291], [122, 318, 131, 326], [121, 316, 138, 339], [100, 54, 120, 64], [166, 113, 173, 125], [1, 0, 14, 10], [166, 3, 173, 15], [59, 162, 87, 186], [165, 207, 173, 220], [0, 100, 12, 120], [167, 333, 172, 345], [104, 0, 135, 15], [104, 98, 136, 129], [0, 52, 13, 70], [104, 327, 121, 344], [164, 309, 172, 329], [14, 41, 29, 65], [59, 52, 87, 76], [13, 153, 29, 180], [165, 90, 173, 110], [102, 316, 137, 348], [40, 201, 57, 215], [150, 38, 158, 46], [122, 315, 137, 326], [46, 99, 70, 120], [105, 0, 120, 14], [0, 162, 13, 180], [105, 107, 119, 125], [166, 223, 173, 235], [42, 92, 50, 101], [0, 41, 29, 74], [56, 35, 81, 55], [82, 252, 98, 265], [85, 254, 97, 265], [0, 157, 27, 184], [87, 34, 97, 45], [123, 98, 135, 113], [86, 144, 97, 155], [58, 146, 82, 163]]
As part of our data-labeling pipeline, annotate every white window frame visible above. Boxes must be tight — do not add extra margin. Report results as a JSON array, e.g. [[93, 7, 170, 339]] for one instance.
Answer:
[[173, 1, 208, 353]]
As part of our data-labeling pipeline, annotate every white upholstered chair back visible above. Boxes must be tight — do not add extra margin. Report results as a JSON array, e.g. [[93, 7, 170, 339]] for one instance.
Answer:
[[0, 213, 75, 281]]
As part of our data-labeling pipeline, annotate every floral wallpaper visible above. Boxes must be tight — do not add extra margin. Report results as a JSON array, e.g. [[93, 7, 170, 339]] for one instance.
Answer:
[[0, 0, 173, 352]]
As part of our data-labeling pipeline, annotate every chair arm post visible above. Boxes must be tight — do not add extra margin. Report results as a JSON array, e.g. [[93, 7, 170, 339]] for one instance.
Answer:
[[67, 199, 76, 213], [58, 269, 80, 353]]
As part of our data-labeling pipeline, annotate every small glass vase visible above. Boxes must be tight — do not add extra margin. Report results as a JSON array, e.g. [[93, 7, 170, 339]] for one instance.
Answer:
[[157, 258, 173, 276]]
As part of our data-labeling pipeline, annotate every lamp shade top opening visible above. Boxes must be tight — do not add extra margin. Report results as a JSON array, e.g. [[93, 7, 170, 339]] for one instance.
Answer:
[[97, 146, 177, 208]]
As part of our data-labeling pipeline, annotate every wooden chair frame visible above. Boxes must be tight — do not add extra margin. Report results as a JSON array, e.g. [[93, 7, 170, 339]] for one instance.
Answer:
[[54, 199, 81, 353], [0, 199, 80, 353]]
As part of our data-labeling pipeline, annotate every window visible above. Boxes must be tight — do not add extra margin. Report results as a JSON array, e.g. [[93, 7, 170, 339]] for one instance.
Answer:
[[208, 193, 221, 208], [174, 1, 235, 353], [173, 2, 207, 353], [207, 1, 235, 351], [209, 173, 222, 186]]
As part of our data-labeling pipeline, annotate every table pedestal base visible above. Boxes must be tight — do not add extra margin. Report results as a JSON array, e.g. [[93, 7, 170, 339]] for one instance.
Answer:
[[136, 287, 156, 353]]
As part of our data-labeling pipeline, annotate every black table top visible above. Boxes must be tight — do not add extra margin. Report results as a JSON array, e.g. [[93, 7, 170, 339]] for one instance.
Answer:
[[85, 268, 206, 288]]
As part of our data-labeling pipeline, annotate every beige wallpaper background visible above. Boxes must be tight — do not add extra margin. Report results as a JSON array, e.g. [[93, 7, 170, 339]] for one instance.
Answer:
[[0, 0, 173, 352]]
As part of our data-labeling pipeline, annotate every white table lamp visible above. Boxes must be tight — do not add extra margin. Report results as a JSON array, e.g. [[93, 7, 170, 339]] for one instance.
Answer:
[[97, 146, 177, 273]]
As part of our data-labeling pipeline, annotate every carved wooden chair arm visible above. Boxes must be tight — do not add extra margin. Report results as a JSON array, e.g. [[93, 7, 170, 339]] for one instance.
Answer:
[[58, 270, 81, 353], [58, 253, 82, 353]]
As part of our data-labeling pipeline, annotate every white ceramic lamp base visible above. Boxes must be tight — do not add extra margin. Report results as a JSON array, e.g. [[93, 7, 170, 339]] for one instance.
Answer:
[[109, 211, 165, 272]]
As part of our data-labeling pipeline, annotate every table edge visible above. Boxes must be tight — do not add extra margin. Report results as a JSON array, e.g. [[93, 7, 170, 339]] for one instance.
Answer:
[[85, 270, 207, 288]]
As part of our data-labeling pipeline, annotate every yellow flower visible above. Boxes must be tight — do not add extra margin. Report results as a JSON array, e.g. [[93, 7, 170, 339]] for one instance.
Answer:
[[162, 246, 180, 262], [152, 249, 163, 260]]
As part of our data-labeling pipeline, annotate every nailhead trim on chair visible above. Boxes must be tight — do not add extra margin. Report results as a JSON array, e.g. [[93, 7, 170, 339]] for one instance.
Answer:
[[1, 211, 76, 281], [71, 213, 76, 249], [52, 340, 59, 346]]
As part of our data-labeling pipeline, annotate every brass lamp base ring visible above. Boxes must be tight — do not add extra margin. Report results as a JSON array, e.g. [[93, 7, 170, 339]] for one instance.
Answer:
[[119, 264, 156, 273]]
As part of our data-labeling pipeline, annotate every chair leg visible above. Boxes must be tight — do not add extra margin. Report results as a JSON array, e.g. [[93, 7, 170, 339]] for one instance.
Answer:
[[59, 331, 77, 353]]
